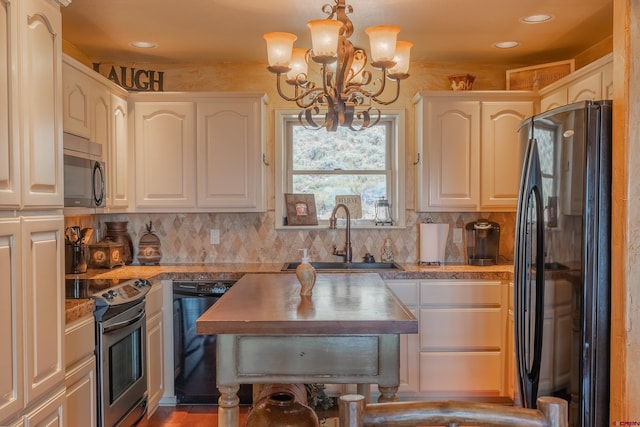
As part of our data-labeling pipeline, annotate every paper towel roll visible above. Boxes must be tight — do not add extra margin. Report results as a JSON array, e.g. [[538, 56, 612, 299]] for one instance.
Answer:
[[420, 223, 450, 264]]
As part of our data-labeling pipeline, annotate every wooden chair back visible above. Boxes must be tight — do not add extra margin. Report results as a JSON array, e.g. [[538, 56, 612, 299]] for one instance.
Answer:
[[338, 395, 568, 427]]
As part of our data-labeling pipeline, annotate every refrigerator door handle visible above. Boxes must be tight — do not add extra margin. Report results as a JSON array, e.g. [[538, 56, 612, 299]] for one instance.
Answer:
[[514, 138, 546, 409]]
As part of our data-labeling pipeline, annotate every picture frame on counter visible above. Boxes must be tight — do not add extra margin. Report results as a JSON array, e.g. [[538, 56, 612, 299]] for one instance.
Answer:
[[285, 193, 318, 226]]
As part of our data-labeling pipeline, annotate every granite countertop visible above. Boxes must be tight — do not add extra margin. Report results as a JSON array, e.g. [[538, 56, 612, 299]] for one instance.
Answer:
[[64, 262, 514, 323]]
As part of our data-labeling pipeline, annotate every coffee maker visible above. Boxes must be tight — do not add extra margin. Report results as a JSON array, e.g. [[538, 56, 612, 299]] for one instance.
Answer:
[[465, 219, 500, 266]]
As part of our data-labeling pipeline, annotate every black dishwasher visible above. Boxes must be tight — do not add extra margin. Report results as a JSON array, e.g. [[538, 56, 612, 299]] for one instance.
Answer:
[[172, 280, 252, 404]]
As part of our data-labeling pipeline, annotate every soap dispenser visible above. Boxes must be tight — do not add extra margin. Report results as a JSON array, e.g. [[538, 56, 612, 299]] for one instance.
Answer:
[[296, 249, 317, 296]]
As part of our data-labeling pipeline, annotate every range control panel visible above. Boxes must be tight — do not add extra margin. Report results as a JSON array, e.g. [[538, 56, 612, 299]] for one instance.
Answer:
[[173, 280, 235, 296]]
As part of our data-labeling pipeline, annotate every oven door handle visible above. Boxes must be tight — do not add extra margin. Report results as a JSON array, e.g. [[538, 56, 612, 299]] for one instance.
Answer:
[[103, 309, 146, 333]]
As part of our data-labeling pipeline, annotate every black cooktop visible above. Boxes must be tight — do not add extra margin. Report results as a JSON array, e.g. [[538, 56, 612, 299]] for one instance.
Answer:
[[65, 277, 128, 299]]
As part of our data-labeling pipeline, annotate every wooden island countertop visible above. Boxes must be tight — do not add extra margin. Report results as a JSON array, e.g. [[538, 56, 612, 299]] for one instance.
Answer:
[[196, 272, 418, 335]]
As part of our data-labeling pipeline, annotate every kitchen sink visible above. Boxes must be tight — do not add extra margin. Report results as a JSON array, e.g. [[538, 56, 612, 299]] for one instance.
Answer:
[[281, 261, 404, 271]]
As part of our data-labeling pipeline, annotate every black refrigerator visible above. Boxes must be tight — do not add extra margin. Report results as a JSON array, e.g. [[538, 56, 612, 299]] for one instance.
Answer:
[[514, 100, 611, 427]]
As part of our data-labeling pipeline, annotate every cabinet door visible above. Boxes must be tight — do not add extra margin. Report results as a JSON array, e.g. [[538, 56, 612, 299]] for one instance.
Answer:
[[22, 216, 64, 406], [19, 0, 63, 207], [0, 0, 20, 208], [65, 356, 96, 427], [109, 94, 129, 207], [91, 84, 111, 160], [419, 99, 480, 211], [480, 101, 534, 210], [540, 88, 567, 113], [567, 71, 602, 103], [62, 62, 91, 138], [23, 387, 64, 427], [386, 281, 419, 394], [196, 97, 264, 211], [146, 311, 164, 417], [134, 102, 196, 208], [0, 219, 23, 425]]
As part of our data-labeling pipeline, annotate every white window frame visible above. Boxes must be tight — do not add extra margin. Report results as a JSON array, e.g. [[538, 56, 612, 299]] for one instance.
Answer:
[[275, 109, 406, 229]]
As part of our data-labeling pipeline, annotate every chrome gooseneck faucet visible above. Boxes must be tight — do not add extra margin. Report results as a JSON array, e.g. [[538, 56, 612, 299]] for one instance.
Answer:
[[329, 203, 352, 263]]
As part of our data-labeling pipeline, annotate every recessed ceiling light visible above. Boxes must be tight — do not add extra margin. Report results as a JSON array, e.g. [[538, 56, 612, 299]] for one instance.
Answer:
[[521, 14, 553, 24], [494, 41, 519, 49], [129, 41, 157, 49]]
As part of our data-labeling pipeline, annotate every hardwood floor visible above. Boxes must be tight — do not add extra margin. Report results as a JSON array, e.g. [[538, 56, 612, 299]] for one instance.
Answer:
[[138, 405, 249, 427]]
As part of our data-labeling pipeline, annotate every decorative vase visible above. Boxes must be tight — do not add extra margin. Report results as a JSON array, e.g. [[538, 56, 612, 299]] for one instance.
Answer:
[[104, 221, 134, 265], [246, 389, 319, 427]]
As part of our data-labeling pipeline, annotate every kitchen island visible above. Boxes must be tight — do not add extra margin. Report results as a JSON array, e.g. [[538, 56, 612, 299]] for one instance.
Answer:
[[196, 272, 418, 427]]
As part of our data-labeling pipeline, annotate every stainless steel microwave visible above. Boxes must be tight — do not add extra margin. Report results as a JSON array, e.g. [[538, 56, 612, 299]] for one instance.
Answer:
[[63, 133, 106, 208]]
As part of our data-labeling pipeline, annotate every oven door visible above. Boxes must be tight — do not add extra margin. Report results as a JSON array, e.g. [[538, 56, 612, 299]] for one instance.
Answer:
[[98, 301, 147, 427]]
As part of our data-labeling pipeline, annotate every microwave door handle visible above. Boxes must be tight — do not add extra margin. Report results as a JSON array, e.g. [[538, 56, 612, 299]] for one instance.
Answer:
[[93, 161, 105, 206]]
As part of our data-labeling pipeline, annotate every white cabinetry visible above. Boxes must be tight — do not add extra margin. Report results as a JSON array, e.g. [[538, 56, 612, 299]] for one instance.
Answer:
[[145, 282, 164, 417], [196, 97, 265, 210], [133, 101, 196, 208], [539, 54, 613, 113], [414, 92, 535, 212], [0, 0, 20, 207], [387, 279, 509, 399], [22, 216, 65, 406], [16, 0, 64, 208], [0, 218, 23, 424], [110, 94, 130, 207], [62, 55, 130, 208], [0, 216, 65, 427], [385, 281, 420, 394], [64, 315, 96, 427], [130, 92, 266, 212]]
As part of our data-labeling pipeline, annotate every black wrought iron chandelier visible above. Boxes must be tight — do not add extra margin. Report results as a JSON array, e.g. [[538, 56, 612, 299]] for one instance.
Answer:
[[263, 0, 412, 131]]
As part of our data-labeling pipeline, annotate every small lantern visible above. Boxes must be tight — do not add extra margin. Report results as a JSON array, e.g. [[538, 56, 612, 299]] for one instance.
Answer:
[[374, 197, 393, 226], [137, 221, 162, 265]]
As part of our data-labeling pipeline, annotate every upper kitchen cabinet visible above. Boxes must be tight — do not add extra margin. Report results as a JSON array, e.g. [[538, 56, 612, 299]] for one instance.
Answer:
[[0, 0, 20, 208], [109, 93, 129, 208], [62, 55, 130, 208], [131, 98, 197, 208], [130, 92, 266, 212], [196, 95, 265, 211], [414, 91, 535, 212], [539, 54, 613, 113], [16, 0, 66, 209]]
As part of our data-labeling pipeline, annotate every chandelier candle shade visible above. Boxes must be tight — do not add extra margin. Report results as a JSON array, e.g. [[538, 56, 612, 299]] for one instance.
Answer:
[[263, 0, 412, 131]]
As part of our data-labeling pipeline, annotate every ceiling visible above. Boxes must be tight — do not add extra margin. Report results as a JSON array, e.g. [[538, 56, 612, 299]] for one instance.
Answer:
[[61, 0, 613, 66]]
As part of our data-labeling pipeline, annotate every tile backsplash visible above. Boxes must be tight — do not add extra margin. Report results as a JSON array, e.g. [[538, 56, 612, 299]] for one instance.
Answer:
[[64, 210, 516, 265]]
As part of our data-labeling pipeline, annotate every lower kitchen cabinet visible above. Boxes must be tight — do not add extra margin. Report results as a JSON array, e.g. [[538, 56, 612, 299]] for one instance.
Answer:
[[386, 279, 510, 399], [0, 215, 66, 426], [146, 282, 164, 417], [65, 315, 96, 427], [23, 387, 65, 427], [385, 281, 420, 394]]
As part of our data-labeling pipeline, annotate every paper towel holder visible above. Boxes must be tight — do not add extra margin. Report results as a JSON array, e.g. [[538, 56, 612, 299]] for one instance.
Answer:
[[418, 220, 449, 266]]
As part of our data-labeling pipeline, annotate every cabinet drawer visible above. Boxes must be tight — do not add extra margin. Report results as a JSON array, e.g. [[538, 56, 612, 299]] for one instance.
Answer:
[[419, 351, 502, 395], [420, 308, 502, 350], [420, 280, 501, 306], [65, 315, 95, 368], [386, 281, 418, 306]]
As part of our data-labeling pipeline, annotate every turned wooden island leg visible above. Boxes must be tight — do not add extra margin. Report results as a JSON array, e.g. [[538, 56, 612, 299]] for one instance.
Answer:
[[217, 384, 240, 427]]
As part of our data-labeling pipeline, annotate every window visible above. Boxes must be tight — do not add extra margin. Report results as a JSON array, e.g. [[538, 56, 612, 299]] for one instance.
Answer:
[[275, 110, 405, 227]]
